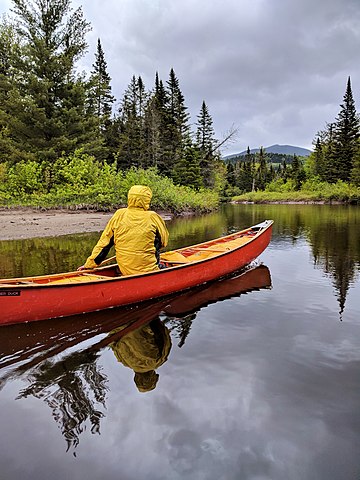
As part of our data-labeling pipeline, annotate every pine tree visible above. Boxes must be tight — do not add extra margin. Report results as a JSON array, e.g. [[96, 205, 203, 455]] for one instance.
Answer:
[[350, 139, 360, 186], [88, 38, 115, 131], [9, 0, 93, 164], [172, 138, 202, 189], [116, 75, 148, 169], [163, 68, 190, 177], [332, 77, 360, 181], [256, 146, 268, 190], [313, 137, 324, 178], [0, 19, 34, 164], [144, 72, 169, 170], [244, 146, 252, 164], [290, 154, 305, 190], [323, 123, 338, 183], [196, 100, 217, 187]]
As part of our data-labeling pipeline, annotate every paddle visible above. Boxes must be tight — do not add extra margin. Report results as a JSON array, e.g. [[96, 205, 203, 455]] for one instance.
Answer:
[[99, 255, 117, 266]]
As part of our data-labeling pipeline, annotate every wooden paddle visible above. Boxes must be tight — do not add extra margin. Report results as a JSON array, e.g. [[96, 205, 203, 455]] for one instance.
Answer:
[[99, 255, 117, 266]]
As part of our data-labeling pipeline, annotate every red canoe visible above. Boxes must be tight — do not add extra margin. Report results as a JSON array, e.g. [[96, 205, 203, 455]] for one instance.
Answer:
[[0, 265, 271, 373], [0, 220, 273, 325]]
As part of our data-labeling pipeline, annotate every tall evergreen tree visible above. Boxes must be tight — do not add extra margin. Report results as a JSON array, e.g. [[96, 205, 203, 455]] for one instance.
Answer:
[[350, 139, 360, 186], [290, 154, 305, 190], [256, 146, 268, 190], [323, 123, 338, 183], [163, 68, 190, 177], [88, 38, 115, 130], [313, 137, 324, 178], [116, 75, 148, 169], [9, 0, 93, 164], [196, 100, 217, 187], [0, 19, 35, 164], [172, 137, 202, 189], [143, 72, 169, 170], [331, 77, 360, 181]]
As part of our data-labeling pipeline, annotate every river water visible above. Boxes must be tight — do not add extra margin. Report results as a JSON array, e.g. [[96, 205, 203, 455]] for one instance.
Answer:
[[0, 204, 359, 480]]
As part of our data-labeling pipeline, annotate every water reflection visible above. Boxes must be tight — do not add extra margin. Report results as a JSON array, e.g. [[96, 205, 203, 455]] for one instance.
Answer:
[[110, 318, 172, 393], [0, 265, 271, 452], [17, 350, 107, 452], [223, 204, 360, 319]]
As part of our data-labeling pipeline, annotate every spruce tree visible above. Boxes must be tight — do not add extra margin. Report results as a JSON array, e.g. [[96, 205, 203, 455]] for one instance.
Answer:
[[256, 147, 268, 190], [0, 19, 35, 164], [143, 72, 169, 170], [313, 137, 324, 178], [332, 77, 360, 181], [323, 123, 338, 183], [88, 38, 115, 131], [172, 137, 202, 189], [116, 75, 148, 169], [290, 154, 305, 190], [9, 0, 93, 164], [195, 100, 216, 187], [350, 140, 360, 186], [163, 68, 190, 177]]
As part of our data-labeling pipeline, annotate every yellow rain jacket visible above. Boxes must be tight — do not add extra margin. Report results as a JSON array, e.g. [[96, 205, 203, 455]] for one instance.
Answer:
[[84, 185, 169, 275], [111, 319, 172, 392]]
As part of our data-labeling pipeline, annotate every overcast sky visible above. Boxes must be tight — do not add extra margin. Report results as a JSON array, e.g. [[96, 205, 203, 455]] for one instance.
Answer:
[[1, 0, 360, 154]]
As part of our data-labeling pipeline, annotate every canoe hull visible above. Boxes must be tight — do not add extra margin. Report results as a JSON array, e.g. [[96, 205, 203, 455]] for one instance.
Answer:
[[0, 221, 273, 325]]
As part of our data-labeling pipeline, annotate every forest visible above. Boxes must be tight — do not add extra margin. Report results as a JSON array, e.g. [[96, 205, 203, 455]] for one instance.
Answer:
[[0, 0, 359, 210]]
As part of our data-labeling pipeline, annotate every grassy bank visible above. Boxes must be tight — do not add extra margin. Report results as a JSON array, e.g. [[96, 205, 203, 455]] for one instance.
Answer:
[[232, 179, 360, 204], [0, 157, 219, 214]]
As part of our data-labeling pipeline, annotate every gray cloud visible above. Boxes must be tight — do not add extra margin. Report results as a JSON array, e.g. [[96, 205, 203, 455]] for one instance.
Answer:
[[2, 0, 360, 152]]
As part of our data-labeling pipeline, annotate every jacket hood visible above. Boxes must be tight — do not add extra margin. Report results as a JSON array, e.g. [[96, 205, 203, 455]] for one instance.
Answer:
[[127, 185, 152, 210]]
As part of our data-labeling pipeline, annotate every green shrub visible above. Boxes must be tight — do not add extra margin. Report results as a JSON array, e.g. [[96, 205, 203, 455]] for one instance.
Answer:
[[6, 161, 44, 195]]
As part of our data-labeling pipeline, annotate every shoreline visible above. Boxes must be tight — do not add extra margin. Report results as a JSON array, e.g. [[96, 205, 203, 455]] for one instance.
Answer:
[[0, 199, 355, 240], [0, 208, 173, 241]]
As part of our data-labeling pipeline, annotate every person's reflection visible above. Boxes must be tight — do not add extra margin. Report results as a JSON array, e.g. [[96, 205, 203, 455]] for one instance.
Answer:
[[110, 317, 172, 392]]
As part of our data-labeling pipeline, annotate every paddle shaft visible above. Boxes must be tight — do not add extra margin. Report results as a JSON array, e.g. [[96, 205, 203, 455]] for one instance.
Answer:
[[99, 255, 117, 266]]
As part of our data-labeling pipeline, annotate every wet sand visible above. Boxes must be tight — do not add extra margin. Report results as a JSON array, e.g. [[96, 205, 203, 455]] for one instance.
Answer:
[[0, 209, 118, 240], [0, 208, 174, 241]]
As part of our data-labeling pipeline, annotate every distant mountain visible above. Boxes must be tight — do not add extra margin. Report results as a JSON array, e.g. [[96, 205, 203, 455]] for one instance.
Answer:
[[224, 144, 312, 160]]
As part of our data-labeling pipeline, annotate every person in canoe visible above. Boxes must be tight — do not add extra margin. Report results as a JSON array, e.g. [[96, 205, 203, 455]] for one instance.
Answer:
[[78, 185, 169, 275]]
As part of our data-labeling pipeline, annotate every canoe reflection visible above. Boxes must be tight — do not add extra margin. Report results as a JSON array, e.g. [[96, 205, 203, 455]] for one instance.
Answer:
[[0, 264, 271, 452]]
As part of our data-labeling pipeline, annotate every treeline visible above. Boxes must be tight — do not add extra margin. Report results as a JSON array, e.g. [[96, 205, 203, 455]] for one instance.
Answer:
[[0, 0, 224, 199], [227, 152, 300, 165], [0, 0, 359, 209], [226, 77, 360, 198], [312, 77, 360, 185], [225, 147, 306, 196]]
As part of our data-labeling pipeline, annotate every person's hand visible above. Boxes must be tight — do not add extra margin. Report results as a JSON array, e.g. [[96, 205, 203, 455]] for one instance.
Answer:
[[77, 265, 87, 271]]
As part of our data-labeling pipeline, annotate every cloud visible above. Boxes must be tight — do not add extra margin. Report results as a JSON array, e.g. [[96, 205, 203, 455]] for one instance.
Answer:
[[2, 0, 360, 152]]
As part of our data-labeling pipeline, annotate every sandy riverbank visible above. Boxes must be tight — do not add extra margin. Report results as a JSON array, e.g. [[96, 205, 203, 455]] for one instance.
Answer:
[[0, 208, 173, 241], [0, 209, 114, 240]]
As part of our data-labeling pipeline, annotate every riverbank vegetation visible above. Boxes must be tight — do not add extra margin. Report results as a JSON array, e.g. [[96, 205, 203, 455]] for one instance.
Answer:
[[0, 0, 226, 212], [0, 0, 359, 211], [227, 77, 360, 204], [0, 154, 218, 212]]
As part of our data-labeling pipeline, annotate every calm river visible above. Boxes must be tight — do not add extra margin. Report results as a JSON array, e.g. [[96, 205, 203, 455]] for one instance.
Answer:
[[0, 204, 359, 480]]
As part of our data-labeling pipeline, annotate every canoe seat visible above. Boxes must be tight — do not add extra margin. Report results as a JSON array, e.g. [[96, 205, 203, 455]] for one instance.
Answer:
[[161, 235, 253, 263], [160, 251, 190, 264], [185, 236, 252, 261], [46, 274, 112, 285]]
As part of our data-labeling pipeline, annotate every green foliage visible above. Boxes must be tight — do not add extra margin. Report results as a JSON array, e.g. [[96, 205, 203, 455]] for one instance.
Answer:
[[313, 78, 360, 183], [233, 178, 360, 204], [5, 160, 44, 194], [0, 155, 219, 212]]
